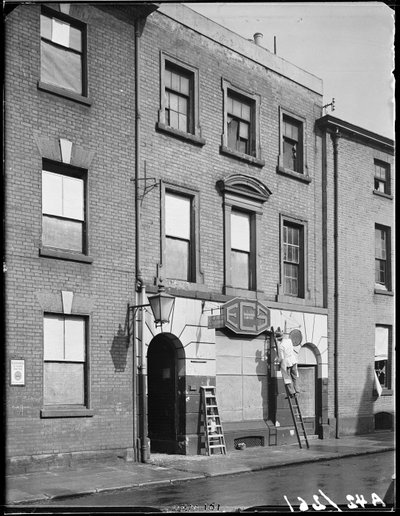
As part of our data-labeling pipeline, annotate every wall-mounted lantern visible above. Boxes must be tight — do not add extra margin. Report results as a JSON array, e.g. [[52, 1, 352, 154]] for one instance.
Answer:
[[148, 283, 175, 327], [130, 280, 175, 329]]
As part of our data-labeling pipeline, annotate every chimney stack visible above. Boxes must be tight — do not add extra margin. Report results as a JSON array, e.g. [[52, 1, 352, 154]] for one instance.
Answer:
[[253, 32, 263, 46]]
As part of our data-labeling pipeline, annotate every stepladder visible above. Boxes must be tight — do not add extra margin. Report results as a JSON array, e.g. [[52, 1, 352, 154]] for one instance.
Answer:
[[200, 386, 226, 455]]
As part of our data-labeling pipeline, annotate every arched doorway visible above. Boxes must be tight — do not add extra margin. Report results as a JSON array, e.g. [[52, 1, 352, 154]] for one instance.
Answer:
[[147, 333, 184, 453]]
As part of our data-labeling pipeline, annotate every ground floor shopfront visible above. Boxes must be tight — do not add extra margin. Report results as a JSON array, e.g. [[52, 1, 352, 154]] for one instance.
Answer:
[[143, 295, 329, 455], [6, 293, 329, 474]]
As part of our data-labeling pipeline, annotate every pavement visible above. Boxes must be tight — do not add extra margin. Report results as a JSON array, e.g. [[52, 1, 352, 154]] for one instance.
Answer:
[[3, 431, 395, 508]]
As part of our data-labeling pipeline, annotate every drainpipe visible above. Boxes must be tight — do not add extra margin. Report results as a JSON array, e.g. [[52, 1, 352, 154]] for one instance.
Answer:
[[134, 17, 149, 463], [134, 17, 142, 311], [331, 128, 341, 438]]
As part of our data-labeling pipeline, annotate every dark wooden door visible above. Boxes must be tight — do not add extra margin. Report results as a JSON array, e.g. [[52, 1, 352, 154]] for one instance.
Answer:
[[148, 338, 177, 452]]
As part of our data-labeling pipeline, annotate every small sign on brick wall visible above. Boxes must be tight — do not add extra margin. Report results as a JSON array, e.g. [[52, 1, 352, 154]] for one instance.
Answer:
[[10, 359, 25, 386]]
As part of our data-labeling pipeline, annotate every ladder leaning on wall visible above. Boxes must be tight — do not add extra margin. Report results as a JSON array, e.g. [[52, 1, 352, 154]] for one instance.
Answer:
[[271, 327, 309, 449]]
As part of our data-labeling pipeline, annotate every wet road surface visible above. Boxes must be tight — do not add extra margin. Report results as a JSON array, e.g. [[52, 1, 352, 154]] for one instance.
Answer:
[[29, 451, 394, 512]]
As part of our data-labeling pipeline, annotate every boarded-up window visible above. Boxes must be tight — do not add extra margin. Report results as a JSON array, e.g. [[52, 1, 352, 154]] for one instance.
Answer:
[[42, 167, 85, 253], [43, 315, 86, 405], [40, 9, 85, 95]]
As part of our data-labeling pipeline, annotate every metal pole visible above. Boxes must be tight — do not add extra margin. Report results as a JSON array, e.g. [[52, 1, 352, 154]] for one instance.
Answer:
[[331, 129, 341, 438], [132, 306, 138, 461], [139, 285, 149, 462], [134, 17, 144, 461], [134, 23, 142, 289]]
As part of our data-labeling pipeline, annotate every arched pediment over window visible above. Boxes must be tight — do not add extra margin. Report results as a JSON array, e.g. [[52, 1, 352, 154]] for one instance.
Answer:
[[217, 174, 272, 204]]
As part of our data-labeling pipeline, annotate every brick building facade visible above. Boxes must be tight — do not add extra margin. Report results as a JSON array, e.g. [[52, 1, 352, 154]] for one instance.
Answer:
[[316, 116, 395, 436], [4, 3, 394, 472]]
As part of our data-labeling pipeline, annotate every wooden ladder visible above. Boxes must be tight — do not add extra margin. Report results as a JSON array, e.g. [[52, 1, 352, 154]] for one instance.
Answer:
[[271, 326, 309, 450], [201, 386, 226, 455], [284, 385, 310, 449]]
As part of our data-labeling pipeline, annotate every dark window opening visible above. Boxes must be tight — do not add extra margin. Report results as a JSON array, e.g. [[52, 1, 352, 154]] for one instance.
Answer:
[[227, 92, 253, 156], [375, 226, 390, 290], [282, 115, 303, 173], [374, 160, 390, 194]]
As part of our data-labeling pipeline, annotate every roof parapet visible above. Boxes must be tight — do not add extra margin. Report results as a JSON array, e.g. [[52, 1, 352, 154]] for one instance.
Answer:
[[157, 3, 323, 95]]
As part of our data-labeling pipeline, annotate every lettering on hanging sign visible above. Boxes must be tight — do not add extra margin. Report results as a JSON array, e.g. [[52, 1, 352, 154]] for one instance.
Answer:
[[223, 298, 270, 335]]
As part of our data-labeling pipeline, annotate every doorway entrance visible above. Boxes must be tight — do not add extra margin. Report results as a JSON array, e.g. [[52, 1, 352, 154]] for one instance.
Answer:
[[297, 342, 320, 436], [147, 334, 179, 453], [298, 365, 317, 435]]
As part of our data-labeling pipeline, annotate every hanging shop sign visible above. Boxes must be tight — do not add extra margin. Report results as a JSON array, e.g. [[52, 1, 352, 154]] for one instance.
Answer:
[[207, 298, 271, 335], [208, 298, 269, 335]]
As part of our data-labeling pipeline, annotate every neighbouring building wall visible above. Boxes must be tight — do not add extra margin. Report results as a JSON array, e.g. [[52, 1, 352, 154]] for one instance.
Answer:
[[319, 119, 394, 436], [5, 3, 141, 472]]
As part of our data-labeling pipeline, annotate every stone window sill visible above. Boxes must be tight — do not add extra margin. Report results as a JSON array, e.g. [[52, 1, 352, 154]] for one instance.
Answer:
[[373, 190, 393, 200], [381, 389, 393, 396], [41, 407, 94, 418], [277, 165, 311, 183], [374, 288, 394, 296], [156, 122, 206, 146], [276, 294, 307, 305], [38, 81, 92, 106], [220, 145, 265, 167], [40, 247, 93, 264], [224, 286, 264, 298]]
